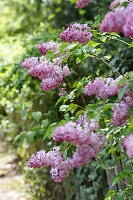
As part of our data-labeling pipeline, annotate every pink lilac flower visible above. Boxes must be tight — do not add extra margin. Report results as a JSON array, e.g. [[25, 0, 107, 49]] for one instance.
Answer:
[[22, 57, 71, 91], [70, 135, 105, 168], [100, 8, 125, 34], [28, 147, 64, 168], [109, 0, 129, 10], [85, 77, 121, 99], [53, 112, 102, 145], [85, 76, 133, 127], [111, 89, 133, 126], [70, 144, 94, 167], [60, 23, 92, 45], [62, 65, 71, 76], [28, 150, 47, 168], [100, 2, 133, 37], [123, 2, 133, 37], [122, 134, 133, 159], [22, 57, 44, 69], [28, 147, 73, 182], [38, 41, 59, 56], [59, 88, 67, 97], [50, 158, 73, 182], [76, 0, 93, 8]]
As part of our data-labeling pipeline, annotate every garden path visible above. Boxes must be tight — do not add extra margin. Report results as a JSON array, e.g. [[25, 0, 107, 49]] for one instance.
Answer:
[[0, 151, 31, 200]]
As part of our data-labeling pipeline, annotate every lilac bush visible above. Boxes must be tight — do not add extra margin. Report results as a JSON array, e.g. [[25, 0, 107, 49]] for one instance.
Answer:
[[20, 0, 133, 198]]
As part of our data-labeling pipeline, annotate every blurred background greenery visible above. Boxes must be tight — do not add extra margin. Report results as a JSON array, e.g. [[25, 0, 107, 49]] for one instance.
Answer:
[[0, 0, 133, 199]]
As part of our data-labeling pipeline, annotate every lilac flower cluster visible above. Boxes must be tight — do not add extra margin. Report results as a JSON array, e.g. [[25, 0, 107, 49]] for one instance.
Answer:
[[59, 87, 67, 97], [85, 76, 133, 127], [60, 23, 93, 45], [28, 147, 73, 182], [38, 41, 59, 56], [109, 0, 129, 10], [53, 112, 105, 168], [122, 134, 133, 159], [22, 41, 71, 91], [76, 0, 93, 8], [53, 116, 100, 145], [28, 113, 105, 182], [28, 147, 63, 168], [100, 2, 133, 38], [85, 76, 123, 99], [111, 89, 133, 126]]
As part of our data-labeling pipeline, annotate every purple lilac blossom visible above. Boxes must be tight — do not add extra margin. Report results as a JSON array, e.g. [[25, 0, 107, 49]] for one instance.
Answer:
[[100, 7, 125, 34], [76, 0, 93, 8], [53, 113, 100, 145], [38, 41, 59, 56], [28, 147, 64, 169], [50, 158, 73, 183], [122, 134, 133, 159], [123, 2, 133, 37], [109, 0, 129, 10], [60, 23, 92, 45], [85, 76, 133, 127], [100, 2, 133, 38], [59, 88, 67, 97], [22, 57, 71, 91], [85, 77, 121, 99], [111, 89, 133, 126]]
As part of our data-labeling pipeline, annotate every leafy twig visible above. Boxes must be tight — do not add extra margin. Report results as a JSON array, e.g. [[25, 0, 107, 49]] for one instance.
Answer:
[[91, 53, 121, 76]]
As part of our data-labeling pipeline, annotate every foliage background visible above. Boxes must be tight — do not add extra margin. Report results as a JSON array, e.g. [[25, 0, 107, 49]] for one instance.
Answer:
[[0, 0, 133, 199]]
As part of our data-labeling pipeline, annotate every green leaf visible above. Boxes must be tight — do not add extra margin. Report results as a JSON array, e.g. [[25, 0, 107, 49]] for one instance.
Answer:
[[118, 85, 129, 100], [96, 69, 100, 76], [27, 131, 36, 140], [112, 175, 121, 186], [113, 3, 120, 9], [127, 107, 133, 114], [14, 134, 21, 143], [121, 1, 129, 7], [129, 41, 133, 48], [100, 35, 108, 42], [43, 122, 58, 140], [45, 50, 55, 60], [105, 190, 116, 199], [14, 131, 25, 144], [21, 109, 28, 118], [76, 57, 81, 64], [59, 105, 69, 112], [67, 43, 80, 50], [103, 103, 114, 110], [62, 149, 67, 159], [108, 147, 116, 154], [42, 119, 49, 127], [87, 40, 101, 47], [73, 110, 84, 121], [56, 96, 64, 105], [116, 192, 125, 200], [67, 103, 78, 113], [59, 120, 67, 125], [106, 126, 116, 138], [32, 111, 42, 121]]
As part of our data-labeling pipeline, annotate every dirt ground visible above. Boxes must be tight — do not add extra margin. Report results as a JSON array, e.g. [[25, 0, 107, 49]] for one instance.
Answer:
[[0, 151, 32, 200]]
